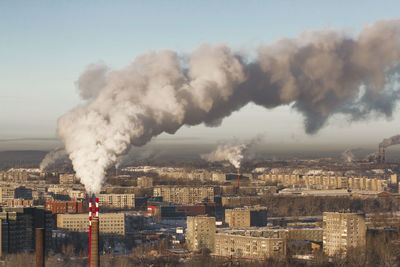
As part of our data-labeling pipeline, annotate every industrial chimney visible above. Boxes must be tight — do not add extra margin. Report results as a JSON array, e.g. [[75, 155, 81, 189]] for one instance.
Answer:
[[35, 228, 45, 267], [89, 197, 100, 267]]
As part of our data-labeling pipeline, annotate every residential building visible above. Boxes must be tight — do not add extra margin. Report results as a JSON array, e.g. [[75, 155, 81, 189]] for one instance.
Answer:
[[59, 174, 76, 184], [214, 233, 286, 259], [57, 213, 125, 235], [98, 193, 135, 209], [0, 187, 14, 202], [137, 176, 153, 188], [225, 206, 267, 228], [45, 200, 83, 214], [323, 212, 367, 257], [186, 216, 216, 252], [153, 186, 215, 204]]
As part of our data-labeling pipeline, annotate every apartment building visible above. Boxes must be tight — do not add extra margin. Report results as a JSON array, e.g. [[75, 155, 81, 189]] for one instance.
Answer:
[[57, 213, 125, 235], [214, 233, 286, 259], [137, 176, 153, 188], [323, 212, 366, 257], [259, 174, 387, 192], [0, 171, 28, 182], [153, 186, 215, 204], [225, 206, 267, 228], [45, 200, 83, 214], [186, 216, 216, 252], [59, 174, 76, 184], [0, 187, 14, 202], [98, 193, 135, 209]]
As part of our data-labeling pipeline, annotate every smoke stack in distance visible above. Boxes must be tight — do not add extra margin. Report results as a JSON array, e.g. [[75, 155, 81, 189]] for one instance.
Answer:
[[35, 228, 45, 267]]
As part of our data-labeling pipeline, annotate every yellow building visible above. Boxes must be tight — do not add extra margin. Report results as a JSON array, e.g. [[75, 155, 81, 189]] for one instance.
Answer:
[[323, 212, 366, 257], [186, 216, 216, 252], [214, 233, 286, 259], [98, 193, 135, 209], [57, 213, 125, 235]]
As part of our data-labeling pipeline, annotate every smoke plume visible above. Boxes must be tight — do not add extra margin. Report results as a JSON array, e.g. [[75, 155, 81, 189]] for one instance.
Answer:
[[56, 19, 400, 194], [39, 147, 70, 171], [341, 148, 355, 163], [202, 142, 249, 169], [379, 134, 400, 148]]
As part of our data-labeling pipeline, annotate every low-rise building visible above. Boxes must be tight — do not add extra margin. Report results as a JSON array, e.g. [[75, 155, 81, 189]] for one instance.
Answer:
[[45, 200, 83, 214]]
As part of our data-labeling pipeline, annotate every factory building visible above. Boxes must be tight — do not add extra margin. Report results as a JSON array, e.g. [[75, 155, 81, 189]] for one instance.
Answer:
[[57, 213, 125, 235], [0, 207, 52, 256], [323, 212, 366, 257], [98, 193, 135, 209], [153, 186, 216, 204], [225, 206, 267, 228], [186, 216, 216, 252]]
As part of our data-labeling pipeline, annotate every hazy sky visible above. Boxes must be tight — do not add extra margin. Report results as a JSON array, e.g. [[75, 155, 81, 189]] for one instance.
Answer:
[[1, 1, 400, 151]]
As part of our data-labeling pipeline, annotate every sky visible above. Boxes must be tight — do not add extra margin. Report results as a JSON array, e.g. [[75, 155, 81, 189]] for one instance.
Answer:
[[1, 0, 400, 151]]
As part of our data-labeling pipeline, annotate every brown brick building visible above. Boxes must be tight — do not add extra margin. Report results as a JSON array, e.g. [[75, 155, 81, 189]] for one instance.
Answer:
[[45, 200, 83, 214]]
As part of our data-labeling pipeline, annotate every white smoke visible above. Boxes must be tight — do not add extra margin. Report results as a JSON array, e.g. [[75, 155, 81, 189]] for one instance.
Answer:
[[202, 142, 249, 169], [379, 134, 400, 148], [341, 148, 355, 163], [56, 19, 400, 194], [39, 147, 69, 171]]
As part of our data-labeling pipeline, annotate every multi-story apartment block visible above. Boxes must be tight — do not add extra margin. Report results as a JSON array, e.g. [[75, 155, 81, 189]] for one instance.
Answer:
[[137, 176, 153, 188], [214, 233, 286, 259], [186, 216, 216, 252], [0, 171, 28, 182], [98, 193, 135, 209], [225, 206, 267, 228], [0, 187, 15, 202], [57, 213, 125, 235], [153, 186, 215, 204], [323, 212, 366, 257], [259, 174, 387, 192], [59, 174, 76, 184]]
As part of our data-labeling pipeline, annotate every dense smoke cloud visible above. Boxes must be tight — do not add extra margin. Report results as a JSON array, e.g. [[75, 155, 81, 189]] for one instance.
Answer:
[[56, 19, 400, 194], [379, 134, 400, 148]]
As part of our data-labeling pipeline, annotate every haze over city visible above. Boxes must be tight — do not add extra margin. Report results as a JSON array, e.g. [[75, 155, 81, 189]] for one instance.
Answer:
[[2, 1, 400, 266]]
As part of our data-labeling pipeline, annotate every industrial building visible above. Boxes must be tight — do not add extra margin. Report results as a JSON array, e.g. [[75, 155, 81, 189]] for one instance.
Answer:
[[323, 212, 366, 257], [0, 207, 52, 256]]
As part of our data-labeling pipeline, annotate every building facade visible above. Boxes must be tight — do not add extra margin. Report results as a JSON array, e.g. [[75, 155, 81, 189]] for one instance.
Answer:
[[323, 212, 367, 257], [98, 193, 135, 209], [57, 213, 125, 235], [225, 206, 267, 228], [186, 216, 216, 252], [153, 186, 215, 204], [214, 233, 286, 259]]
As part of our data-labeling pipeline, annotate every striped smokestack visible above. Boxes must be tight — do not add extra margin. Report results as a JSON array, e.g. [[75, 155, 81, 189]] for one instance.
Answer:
[[89, 198, 92, 266]]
